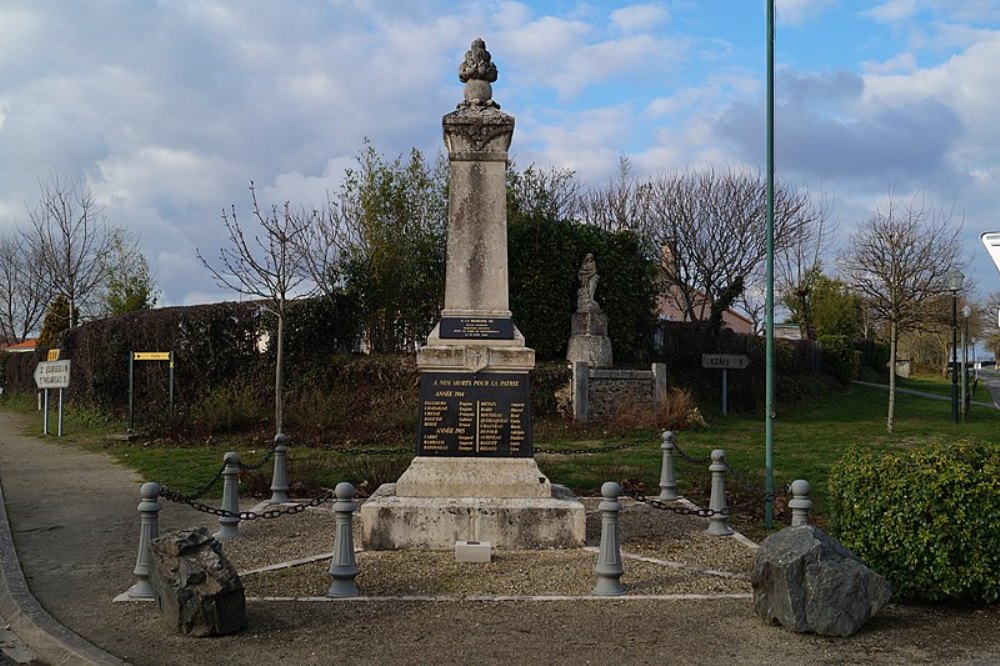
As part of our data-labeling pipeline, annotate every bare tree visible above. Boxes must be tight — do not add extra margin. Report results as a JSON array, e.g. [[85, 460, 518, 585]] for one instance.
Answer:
[[24, 174, 121, 326], [0, 231, 48, 342], [301, 142, 447, 353], [647, 167, 817, 333], [507, 161, 581, 222], [198, 182, 316, 439], [580, 155, 655, 246], [776, 193, 835, 340], [840, 194, 964, 433]]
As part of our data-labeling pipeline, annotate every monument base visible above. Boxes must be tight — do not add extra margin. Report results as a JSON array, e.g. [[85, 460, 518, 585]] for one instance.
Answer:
[[395, 457, 551, 498], [359, 483, 586, 550], [566, 309, 612, 368]]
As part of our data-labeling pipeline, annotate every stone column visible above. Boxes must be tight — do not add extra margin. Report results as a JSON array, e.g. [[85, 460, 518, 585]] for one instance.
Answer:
[[359, 39, 585, 550]]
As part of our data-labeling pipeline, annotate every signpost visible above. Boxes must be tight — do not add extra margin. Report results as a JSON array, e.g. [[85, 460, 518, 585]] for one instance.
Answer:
[[34, 360, 71, 436], [702, 354, 750, 416], [982, 232, 1000, 273], [128, 351, 175, 431]]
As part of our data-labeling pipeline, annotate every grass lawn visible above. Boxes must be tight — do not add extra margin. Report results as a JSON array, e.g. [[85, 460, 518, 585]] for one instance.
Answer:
[[4, 374, 996, 540]]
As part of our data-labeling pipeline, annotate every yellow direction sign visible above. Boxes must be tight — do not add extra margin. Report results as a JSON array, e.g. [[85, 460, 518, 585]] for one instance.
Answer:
[[47, 349, 60, 361], [133, 352, 171, 361]]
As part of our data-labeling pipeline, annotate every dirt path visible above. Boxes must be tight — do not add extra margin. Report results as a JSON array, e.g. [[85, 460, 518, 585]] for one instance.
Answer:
[[0, 408, 997, 665]]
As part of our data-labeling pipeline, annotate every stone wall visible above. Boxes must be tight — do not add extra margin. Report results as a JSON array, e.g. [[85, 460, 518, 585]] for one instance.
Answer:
[[571, 362, 666, 423]]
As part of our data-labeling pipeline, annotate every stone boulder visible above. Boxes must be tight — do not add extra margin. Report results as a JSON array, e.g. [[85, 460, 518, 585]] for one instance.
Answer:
[[751, 525, 892, 637], [149, 527, 247, 637]]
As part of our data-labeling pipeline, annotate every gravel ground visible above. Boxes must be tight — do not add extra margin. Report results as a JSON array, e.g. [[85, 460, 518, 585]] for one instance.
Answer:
[[220, 498, 753, 600], [2, 411, 998, 666]]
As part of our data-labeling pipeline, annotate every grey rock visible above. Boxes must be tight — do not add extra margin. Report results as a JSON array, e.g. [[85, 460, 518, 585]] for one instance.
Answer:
[[752, 525, 891, 637], [149, 527, 247, 637]]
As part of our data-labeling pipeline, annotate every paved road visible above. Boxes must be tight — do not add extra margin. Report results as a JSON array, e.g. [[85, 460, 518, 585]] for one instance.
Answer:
[[853, 380, 1000, 409]]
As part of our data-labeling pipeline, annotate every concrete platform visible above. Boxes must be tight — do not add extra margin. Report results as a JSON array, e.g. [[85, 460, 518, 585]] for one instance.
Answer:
[[360, 483, 586, 550]]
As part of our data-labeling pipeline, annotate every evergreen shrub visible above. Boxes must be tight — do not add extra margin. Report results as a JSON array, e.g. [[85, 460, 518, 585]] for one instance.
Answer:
[[828, 441, 999, 603], [508, 215, 657, 363]]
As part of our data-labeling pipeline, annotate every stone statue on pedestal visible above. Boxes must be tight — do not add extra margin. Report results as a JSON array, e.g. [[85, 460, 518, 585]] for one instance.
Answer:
[[567, 253, 613, 368], [577, 253, 599, 312]]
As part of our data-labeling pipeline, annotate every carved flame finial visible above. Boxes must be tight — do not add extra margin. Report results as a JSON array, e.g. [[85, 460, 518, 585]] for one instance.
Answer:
[[458, 38, 499, 108]]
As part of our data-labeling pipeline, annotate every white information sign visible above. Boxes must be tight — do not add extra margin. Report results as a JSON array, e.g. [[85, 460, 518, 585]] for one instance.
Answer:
[[33, 360, 72, 389], [982, 232, 1000, 274], [701, 354, 750, 370]]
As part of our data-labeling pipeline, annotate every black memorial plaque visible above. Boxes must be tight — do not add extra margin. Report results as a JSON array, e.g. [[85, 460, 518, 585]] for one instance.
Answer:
[[417, 371, 532, 457], [439, 316, 515, 340]]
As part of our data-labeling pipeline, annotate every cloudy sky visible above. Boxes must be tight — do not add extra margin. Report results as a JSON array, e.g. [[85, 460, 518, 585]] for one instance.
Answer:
[[1, 0, 998, 308]]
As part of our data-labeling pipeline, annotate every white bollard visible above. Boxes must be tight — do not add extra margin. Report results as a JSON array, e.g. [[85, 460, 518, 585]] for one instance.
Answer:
[[125, 481, 161, 599], [658, 430, 679, 501], [270, 433, 290, 504], [214, 452, 241, 539], [592, 481, 625, 596], [706, 449, 733, 536], [328, 482, 359, 598], [789, 479, 813, 527]]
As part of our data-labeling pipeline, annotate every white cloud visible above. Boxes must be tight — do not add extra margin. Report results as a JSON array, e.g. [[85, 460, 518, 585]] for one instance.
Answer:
[[776, 0, 837, 26], [611, 4, 670, 33], [861, 0, 919, 24]]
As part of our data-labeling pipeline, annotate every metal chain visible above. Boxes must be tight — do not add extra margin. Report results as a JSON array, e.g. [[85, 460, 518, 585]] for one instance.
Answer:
[[620, 486, 732, 517], [620, 486, 784, 518], [164, 459, 229, 503], [240, 446, 277, 472], [158, 486, 335, 521], [325, 445, 412, 456], [669, 439, 713, 466], [535, 438, 647, 456]]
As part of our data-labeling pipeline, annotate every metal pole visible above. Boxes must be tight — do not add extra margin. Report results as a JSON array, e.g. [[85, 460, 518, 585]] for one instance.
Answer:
[[42, 389, 49, 435], [57, 388, 64, 437], [168, 351, 175, 413], [764, 0, 776, 529], [961, 313, 967, 421], [951, 293, 959, 423], [722, 368, 728, 417], [128, 353, 135, 432], [963, 311, 970, 420]]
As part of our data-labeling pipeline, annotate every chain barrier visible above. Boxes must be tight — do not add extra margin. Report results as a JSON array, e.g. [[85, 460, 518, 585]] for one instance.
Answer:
[[669, 438, 713, 467], [620, 485, 784, 519], [240, 446, 277, 472], [158, 486, 335, 521], [535, 438, 647, 456]]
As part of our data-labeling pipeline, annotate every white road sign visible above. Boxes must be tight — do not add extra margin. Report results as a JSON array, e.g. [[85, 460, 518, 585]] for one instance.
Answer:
[[982, 232, 1000, 274], [702, 353, 750, 370], [34, 360, 71, 389]]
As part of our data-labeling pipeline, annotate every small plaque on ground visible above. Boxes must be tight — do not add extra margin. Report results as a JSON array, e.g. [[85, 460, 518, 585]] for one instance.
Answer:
[[418, 371, 532, 457], [439, 317, 515, 340]]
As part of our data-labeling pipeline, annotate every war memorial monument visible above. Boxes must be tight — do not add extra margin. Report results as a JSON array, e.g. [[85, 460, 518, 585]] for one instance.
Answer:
[[360, 39, 586, 550]]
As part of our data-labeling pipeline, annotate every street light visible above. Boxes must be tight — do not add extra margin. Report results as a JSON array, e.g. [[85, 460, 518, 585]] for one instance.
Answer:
[[946, 269, 964, 423], [962, 304, 971, 421]]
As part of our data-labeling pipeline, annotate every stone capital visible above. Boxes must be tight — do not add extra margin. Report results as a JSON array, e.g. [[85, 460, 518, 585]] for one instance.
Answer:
[[443, 107, 514, 160]]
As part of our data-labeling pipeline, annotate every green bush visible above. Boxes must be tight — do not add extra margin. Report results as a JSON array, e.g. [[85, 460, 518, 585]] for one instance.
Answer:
[[508, 215, 657, 363], [818, 334, 861, 384], [828, 441, 999, 603]]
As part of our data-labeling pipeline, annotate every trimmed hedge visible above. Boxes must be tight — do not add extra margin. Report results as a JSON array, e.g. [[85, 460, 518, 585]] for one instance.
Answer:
[[828, 441, 999, 603], [508, 215, 657, 364]]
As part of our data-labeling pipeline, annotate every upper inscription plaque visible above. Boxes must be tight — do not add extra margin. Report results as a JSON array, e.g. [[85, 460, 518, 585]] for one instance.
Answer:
[[418, 371, 531, 457], [439, 316, 515, 340]]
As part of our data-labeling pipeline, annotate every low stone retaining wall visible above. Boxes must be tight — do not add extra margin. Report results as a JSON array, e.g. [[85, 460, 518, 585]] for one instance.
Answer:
[[572, 362, 667, 423]]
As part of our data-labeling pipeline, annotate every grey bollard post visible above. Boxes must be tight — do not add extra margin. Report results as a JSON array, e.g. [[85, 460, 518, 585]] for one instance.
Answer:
[[592, 481, 625, 596], [214, 452, 241, 539], [658, 430, 679, 501], [707, 449, 733, 536], [789, 479, 813, 527], [328, 482, 360, 598], [126, 481, 161, 599], [270, 433, 290, 504]]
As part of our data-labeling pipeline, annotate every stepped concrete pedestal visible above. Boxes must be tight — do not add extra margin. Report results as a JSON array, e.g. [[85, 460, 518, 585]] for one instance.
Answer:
[[359, 38, 585, 551]]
